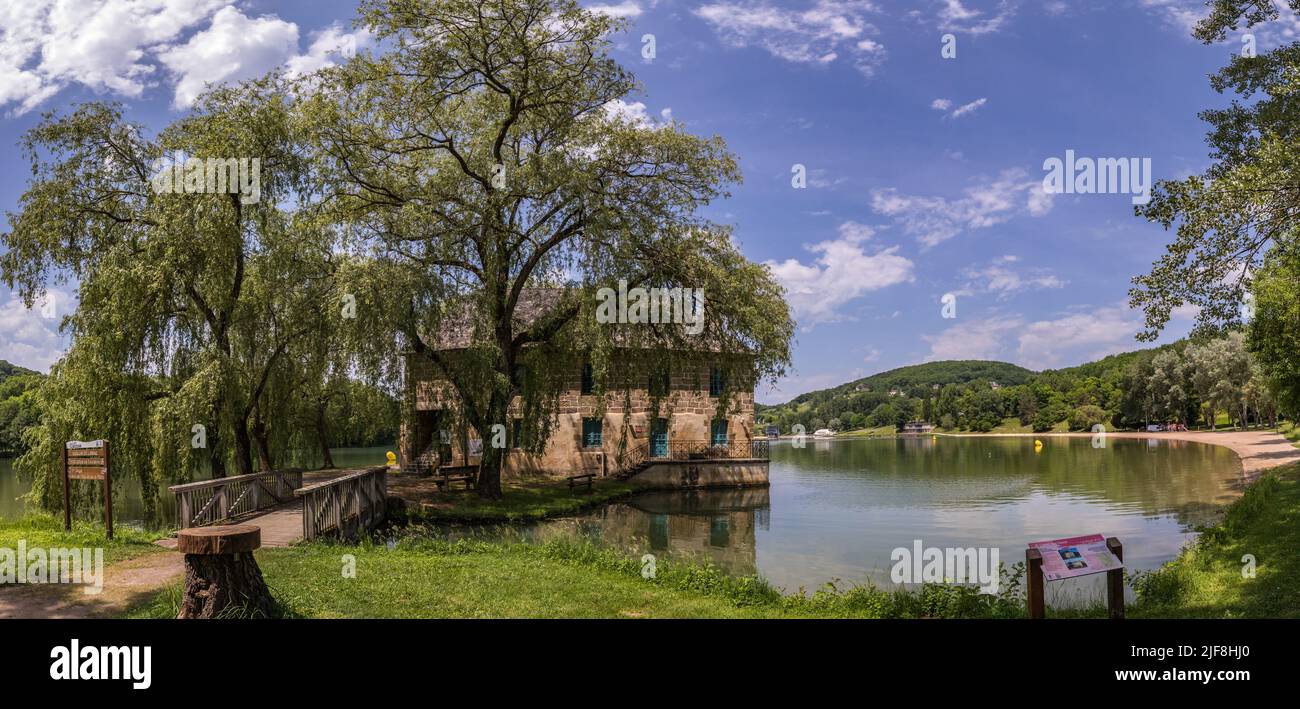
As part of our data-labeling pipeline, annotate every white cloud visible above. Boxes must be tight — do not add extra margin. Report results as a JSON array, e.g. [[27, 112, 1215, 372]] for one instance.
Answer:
[[937, 0, 1016, 35], [871, 168, 1054, 248], [923, 305, 1143, 369], [765, 221, 914, 329], [1017, 306, 1141, 368], [0, 2, 369, 113], [602, 98, 673, 128], [923, 315, 1022, 361], [159, 9, 369, 109], [957, 255, 1065, 297], [588, 1, 645, 17], [0, 289, 72, 372], [930, 96, 987, 119], [693, 0, 887, 78], [0, 0, 229, 114]]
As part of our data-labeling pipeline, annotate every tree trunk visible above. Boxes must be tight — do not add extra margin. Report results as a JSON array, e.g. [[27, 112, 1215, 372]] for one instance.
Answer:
[[178, 552, 276, 619], [474, 392, 507, 500], [316, 402, 335, 469], [208, 401, 226, 479], [252, 411, 272, 471], [233, 418, 255, 476]]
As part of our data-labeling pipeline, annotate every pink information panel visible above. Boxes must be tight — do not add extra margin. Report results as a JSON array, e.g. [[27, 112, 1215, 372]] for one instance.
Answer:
[[1029, 534, 1123, 581]]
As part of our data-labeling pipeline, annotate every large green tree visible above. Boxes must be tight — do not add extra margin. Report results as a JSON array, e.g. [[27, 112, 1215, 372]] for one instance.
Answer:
[[0, 78, 352, 513], [302, 0, 793, 498], [1131, 1, 1300, 339]]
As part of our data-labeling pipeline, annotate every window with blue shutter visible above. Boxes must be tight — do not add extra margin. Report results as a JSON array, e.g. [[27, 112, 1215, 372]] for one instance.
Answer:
[[581, 362, 594, 394], [709, 366, 724, 397], [582, 418, 603, 448], [710, 419, 728, 446]]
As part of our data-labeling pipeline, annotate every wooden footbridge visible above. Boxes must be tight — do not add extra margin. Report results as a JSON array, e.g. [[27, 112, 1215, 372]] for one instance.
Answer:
[[165, 466, 389, 547]]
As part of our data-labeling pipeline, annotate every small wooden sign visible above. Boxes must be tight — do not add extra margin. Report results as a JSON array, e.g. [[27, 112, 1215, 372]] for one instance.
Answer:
[[63, 439, 112, 539]]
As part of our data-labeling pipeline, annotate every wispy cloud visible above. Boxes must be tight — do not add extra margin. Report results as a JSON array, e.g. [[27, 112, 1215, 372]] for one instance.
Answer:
[[693, 1, 887, 78], [870, 168, 1054, 248], [923, 304, 1142, 369], [955, 255, 1065, 297], [931, 96, 987, 119]]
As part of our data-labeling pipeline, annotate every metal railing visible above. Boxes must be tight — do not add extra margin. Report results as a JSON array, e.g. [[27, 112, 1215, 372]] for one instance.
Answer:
[[656, 439, 769, 461]]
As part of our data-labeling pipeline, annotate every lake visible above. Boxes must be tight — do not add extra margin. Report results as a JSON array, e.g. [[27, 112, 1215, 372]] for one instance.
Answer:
[[437, 436, 1246, 603], [0, 445, 396, 528]]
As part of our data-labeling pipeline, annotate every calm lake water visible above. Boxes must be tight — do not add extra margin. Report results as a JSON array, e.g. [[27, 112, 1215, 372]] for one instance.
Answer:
[[0, 445, 396, 529], [439, 436, 1246, 603]]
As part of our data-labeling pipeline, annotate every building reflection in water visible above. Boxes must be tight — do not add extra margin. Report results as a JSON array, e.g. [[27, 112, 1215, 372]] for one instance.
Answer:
[[532, 487, 770, 578]]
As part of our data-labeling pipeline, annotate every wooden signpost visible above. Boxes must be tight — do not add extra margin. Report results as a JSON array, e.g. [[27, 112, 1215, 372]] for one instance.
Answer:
[[63, 439, 112, 539], [1026, 534, 1124, 619]]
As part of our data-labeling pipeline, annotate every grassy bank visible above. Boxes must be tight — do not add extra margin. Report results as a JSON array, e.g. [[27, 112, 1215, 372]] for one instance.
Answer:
[[1126, 461, 1300, 618], [127, 535, 1027, 619], [0, 513, 167, 565], [392, 478, 638, 524]]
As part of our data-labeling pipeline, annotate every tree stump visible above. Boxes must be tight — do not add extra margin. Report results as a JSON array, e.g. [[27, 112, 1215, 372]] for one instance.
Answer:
[[176, 525, 276, 619]]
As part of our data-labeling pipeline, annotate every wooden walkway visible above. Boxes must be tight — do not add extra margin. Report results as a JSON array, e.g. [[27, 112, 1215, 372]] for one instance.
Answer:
[[158, 468, 371, 549]]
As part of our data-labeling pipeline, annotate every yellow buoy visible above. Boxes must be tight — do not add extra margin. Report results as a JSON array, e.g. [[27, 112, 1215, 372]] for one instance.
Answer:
[[386, 451, 397, 467], [1034, 439, 1043, 453]]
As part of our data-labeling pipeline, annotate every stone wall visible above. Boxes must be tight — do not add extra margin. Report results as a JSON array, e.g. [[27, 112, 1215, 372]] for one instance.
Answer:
[[625, 459, 770, 490], [402, 354, 757, 479]]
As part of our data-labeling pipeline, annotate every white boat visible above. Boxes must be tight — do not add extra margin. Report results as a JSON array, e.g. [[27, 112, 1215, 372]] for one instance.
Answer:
[[813, 428, 835, 438]]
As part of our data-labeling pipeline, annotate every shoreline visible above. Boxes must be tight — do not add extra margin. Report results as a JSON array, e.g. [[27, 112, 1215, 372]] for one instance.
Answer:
[[940, 430, 1300, 478], [766, 429, 1300, 478]]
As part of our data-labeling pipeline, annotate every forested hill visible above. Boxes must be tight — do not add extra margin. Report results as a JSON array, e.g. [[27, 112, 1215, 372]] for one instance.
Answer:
[[0, 359, 44, 455], [764, 360, 1034, 410], [0, 360, 37, 380]]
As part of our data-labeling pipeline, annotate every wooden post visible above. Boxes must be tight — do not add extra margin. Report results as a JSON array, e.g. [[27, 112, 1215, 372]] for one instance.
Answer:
[[62, 444, 71, 531], [103, 440, 113, 540], [1026, 547, 1045, 619], [1106, 537, 1125, 620]]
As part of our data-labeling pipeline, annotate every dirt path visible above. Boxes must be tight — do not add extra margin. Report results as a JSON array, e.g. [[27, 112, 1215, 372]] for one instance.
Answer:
[[0, 549, 182, 619]]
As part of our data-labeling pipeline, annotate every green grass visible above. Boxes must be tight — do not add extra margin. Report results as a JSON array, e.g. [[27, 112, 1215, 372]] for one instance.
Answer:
[[1277, 421, 1300, 447], [0, 513, 167, 565], [836, 426, 897, 438], [393, 479, 638, 524], [126, 534, 1028, 619], [1125, 462, 1300, 618]]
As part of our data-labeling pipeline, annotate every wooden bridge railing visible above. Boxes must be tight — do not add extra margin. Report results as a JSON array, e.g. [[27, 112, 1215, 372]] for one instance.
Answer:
[[169, 468, 304, 528], [295, 465, 388, 541]]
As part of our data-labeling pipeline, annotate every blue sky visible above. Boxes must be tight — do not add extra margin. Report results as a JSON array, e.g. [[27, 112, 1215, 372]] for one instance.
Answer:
[[0, 0, 1291, 403]]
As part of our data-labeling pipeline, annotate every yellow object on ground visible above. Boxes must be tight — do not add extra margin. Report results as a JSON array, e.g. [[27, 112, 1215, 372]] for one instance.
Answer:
[[386, 451, 398, 466]]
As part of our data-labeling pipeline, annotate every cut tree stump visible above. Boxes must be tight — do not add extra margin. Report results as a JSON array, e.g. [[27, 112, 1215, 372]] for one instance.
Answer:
[[176, 524, 276, 619]]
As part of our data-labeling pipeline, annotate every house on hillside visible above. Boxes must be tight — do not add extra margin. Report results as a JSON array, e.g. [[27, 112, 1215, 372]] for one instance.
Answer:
[[901, 421, 935, 435], [400, 291, 768, 487]]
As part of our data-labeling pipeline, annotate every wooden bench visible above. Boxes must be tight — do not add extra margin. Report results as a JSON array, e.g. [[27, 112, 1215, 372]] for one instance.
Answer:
[[567, 473, 596, 491], [434, 474, 476, 492]]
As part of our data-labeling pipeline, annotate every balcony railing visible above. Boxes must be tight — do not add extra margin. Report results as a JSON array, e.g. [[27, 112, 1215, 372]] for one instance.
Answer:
[[654, 439, 769, 461]]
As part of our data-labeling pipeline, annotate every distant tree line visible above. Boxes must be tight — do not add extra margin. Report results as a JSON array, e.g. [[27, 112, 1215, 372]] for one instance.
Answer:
[[758, 334, 1280, 435]]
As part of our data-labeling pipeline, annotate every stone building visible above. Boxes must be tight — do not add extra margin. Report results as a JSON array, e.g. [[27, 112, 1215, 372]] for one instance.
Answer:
[[399, 292, 764, 482]]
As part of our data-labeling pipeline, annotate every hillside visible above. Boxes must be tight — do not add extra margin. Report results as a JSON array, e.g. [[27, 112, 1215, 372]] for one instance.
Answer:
[[756, 346, 1188, 435], [0, 359, 44, 456]]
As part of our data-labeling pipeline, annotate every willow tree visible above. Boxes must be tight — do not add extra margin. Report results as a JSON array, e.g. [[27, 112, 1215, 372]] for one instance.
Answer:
[[301, 0, 793, 498], [1, 77, 339, 514]]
